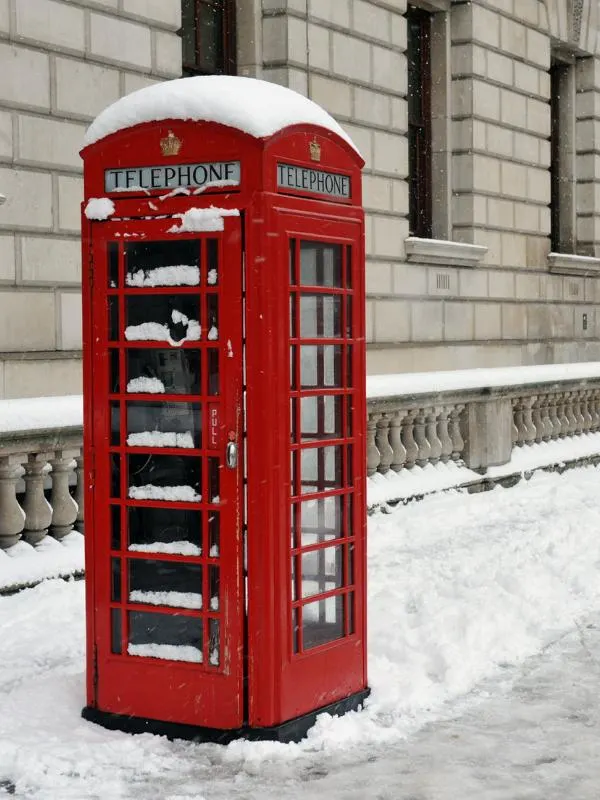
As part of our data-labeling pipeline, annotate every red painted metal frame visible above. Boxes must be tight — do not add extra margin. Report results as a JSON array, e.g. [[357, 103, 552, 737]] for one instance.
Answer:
[[82, 116, 366, 733]]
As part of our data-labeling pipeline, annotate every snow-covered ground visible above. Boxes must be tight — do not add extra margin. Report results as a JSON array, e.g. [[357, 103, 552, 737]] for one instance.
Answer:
[[2, 465, 600, 797]]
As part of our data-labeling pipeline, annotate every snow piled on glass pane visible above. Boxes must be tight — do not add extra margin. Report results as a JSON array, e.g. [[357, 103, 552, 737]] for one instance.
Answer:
[[124, 314, 201, 346], [84, 75, 359, 153], [129, 541, 201, 556], [126, 265, 200, 287], [126, 376, 165, 394], [207, 326, 218, 341], [127, 431, 194, 448], [207, 269, 217, 285], [168, 207, 239, 234], [127, 643, 202, 663], [129, 590, 202, 610], [84, 197, 115, 220], [128, 485, 201, 502]]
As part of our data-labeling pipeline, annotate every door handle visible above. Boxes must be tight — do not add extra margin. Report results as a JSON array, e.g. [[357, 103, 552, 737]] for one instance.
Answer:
[[226, 441, 238, 469]]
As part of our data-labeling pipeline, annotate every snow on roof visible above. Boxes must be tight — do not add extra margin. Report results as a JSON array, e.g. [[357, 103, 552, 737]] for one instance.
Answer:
[[84, 75, 359, 154]]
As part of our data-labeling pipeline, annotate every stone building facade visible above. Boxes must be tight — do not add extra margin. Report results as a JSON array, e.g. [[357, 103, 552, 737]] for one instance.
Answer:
[[0, 0, 599, 397]]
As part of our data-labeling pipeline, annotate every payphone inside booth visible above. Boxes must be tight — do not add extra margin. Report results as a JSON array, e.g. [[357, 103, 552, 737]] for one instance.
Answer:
[[81, 76, 368, 742]]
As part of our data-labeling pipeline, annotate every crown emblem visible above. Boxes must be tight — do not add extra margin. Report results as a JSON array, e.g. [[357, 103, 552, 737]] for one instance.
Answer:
[[309, 137, 321, 163], [160, 130, 182, 157]]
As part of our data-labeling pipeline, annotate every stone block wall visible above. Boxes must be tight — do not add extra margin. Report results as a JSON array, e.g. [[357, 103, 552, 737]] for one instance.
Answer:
[[259, 0, 600, 374], [0, 0, 181, 398]]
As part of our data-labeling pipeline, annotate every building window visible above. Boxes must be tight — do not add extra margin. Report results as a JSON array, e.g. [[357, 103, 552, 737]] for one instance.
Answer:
[[407, 4, 432, 239], [181, 0, 236, 76], [550, 56, 575, 253]]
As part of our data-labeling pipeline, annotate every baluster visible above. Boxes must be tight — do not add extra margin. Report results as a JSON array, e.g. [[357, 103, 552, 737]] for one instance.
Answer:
[[425, 407, 443, 465], [74, 454, 85, 534], [414, 408, 432, 467], [22, 453, 53, 546], [522, 396, 537, 445], [389, 412, 407, 472], [556, 393, 569, 438], [531, 397, 544, 443], [437, 407, 453, 463], [513, 398, 525, 446], [539, 395, 553, 442], [49, 450, 79, 541], [572, 391, 585, 435], [0, 455, 26, 549], [591, 390, 600, 431], [449, 405, 465, 461], [376, 414, 394, 475], [581, 391, 593, 432], [565, 392, 577, 436], [547, 393, 561, 440], [401, 409, 419, 469], [367, 413, 380, 477]]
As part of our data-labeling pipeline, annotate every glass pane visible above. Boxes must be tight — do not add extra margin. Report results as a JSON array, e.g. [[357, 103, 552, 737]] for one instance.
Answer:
[[207, 239, 218, 286], [128, 454, 202, 501], [128, 507, 202, 555], [127, 349, 201, 395], [207, 294, 219, 341], [128, 610, 203, 662], [300, 396, 343, 441], [300, 295, 341, 338], [110, 349, 120, 393], [209, 618, 220, 666], [208, 511, 220, 557], [300, 446, 343, 494], [289, 294, 297, 338], [299, 242, 342, 287], [108, 241, 119, 288], [181, 0, 196, 68], [110, 401, 120, 446], [208, 349, 219, 395], [301, 545, 344, 599], [111, 608, 122, 654], [348, 592, 355, 635], [109, 296, 119, 341], [292, 607, 300, 654], [289, 239, 297, 284], [129, 559, 203, 609], [300, 496, 343, 547], [302, 594, 345, 650], [300, 345, 343, 388], [111, 504, 121, 550], [126, 401, 201, 449], [111, 454, 120, 498], [197, 1, 224, 74], [125, 240, 200, 287], [111, 557, 121, 602], [125, 295, 200, 344], [208, 457, 220, 503], [209, 565, 220, 611]]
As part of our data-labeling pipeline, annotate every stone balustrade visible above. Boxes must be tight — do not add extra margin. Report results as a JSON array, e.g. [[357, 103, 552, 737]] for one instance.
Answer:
[[4, 364, 600, 550], [367, 365, 600, 479], [0, 422, 83, 550]]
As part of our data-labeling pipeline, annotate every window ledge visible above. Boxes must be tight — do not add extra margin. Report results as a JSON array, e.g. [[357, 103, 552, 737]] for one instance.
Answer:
[[548, 252, 600, 276], [405, 237, 488, 268]]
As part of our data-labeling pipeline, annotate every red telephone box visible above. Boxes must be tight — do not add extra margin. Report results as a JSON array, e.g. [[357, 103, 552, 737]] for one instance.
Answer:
[[80, 76, 368, 742]]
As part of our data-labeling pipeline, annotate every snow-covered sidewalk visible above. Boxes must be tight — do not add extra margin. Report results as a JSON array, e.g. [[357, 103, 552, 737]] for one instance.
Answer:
[[3, 465, 600, 798]]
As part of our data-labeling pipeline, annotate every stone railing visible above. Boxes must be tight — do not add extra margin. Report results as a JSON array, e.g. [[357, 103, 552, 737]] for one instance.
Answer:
[[367, 363, 600, 479], [4, 364, 600, 549], [0, 396, 83, 550]]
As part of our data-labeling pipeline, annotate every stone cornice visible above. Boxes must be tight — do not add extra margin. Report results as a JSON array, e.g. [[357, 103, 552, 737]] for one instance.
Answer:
[[547, 252, 600, 276], [404, 237, 488, 268]]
